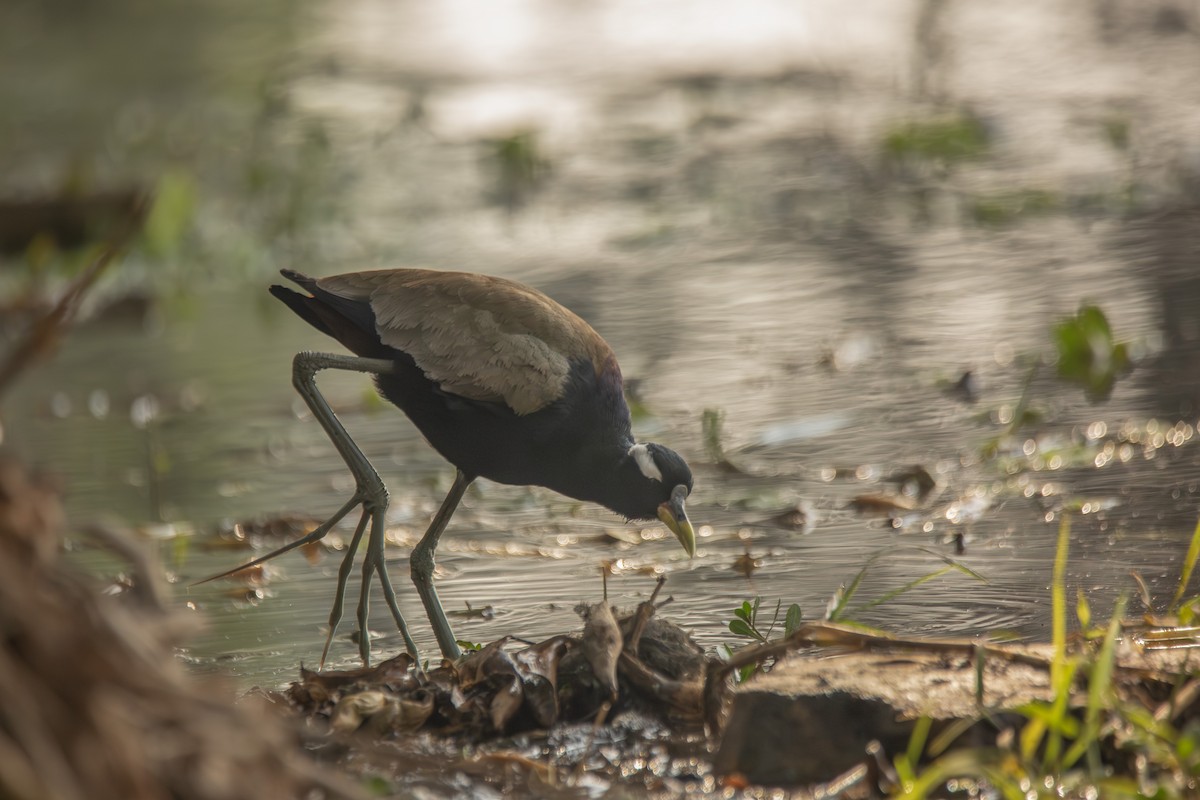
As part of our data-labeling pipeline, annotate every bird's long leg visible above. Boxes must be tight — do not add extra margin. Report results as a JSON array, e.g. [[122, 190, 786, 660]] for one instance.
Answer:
[[411, 469, 473, 660], [355, 526, 375, 664], [289, 351, 417, 666]]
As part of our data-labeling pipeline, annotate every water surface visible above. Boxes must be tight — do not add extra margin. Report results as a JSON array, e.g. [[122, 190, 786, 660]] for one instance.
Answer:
[[4, 0, 1200, 687]]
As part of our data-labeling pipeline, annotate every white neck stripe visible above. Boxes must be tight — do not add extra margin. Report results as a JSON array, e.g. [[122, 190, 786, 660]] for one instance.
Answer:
[[630, 444, 663, 482]]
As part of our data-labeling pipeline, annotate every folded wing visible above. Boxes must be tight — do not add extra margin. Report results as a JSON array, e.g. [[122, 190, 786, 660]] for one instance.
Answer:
[[314, 269, 612, 416]]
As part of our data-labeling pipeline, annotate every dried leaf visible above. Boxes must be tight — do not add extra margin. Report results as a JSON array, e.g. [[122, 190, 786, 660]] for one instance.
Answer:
[[517, 635, 570, 688], [378, 691, 434, 734], [847, 493, 917, 514], [579, 602, 622, 698], [300, 540, 323, 566], [458, 637, 515, 688], [235, 514, 324, 540], [296, 652, 415, 699], [489, 675, 524, 732], [330, 691, 389, 733]]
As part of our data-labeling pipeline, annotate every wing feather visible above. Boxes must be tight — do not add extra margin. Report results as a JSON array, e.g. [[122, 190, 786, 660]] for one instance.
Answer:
[[315, 269, 611, 415]]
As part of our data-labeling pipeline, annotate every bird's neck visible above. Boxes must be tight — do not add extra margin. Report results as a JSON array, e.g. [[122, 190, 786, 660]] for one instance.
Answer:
[[537, 356, 642, 515], [550, 440, 651, 521]]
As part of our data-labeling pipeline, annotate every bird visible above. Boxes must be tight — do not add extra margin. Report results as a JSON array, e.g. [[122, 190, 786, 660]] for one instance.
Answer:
[[204, 268, 695, 666]]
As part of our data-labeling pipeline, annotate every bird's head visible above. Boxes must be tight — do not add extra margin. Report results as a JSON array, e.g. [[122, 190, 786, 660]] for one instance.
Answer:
[[628, 443, 696, 557]]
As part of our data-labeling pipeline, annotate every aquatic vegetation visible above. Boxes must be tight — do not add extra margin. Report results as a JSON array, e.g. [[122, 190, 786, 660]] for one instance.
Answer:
[[1054, 303, 1132, 402], [969, 188, 1059, 226], [141, 172, 196, 257], [883, 112, 990, 163], [726, 596, 802, 644]]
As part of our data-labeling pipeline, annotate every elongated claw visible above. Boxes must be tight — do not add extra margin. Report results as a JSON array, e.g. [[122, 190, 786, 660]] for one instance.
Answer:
[[320, 505, 370, 669], [190, 494, 361, 587]]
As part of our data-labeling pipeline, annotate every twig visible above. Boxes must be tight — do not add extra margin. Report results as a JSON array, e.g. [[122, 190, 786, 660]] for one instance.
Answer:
[[1155, 676, 1200, 723], [0, 193, 148, 398], [624, 575, 666, 656], [809, 761, 871, 800], [717, 621, 1182, 690], [862, 739, 896, 796], [617, 652, 699, 714]]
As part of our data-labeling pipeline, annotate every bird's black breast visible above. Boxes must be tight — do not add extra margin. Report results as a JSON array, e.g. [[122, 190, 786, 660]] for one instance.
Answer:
[[375, 353, 634, 497]]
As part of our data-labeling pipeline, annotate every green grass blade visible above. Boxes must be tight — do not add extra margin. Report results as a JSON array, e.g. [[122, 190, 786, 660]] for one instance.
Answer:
[[906, 715, 933, 767], [853, 566, 955, 612], [1052, 513, 1071, 687], [1062, 595, 1125, 769], [914, 547, 991, 583], [829, 553, 882, 621], [1170, 515, 1200, 612]]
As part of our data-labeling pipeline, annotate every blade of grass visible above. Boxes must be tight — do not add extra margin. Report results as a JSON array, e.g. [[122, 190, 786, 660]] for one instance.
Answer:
[[1017, 699, 1081, 738], [1044, 513, 1073, 770], [1169, 516, 1200, 612], [834, 548, 987, 621], [852, 565, 955, 612], [1052, 513, 1071, 686], [1062, 595, 1126, 770], [762, 598, 783, 639], [927, 716, 979, 758], [1005, 361, 1040, 435], [1042, 653, 1079, 770], [894, 750, 1007, 800], [914, 547, 991, 583], [828, 553, 883, 621], [906, 715, 933, 767]]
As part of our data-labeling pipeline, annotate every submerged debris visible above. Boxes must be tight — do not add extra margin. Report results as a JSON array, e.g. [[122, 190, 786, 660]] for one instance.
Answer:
[[286, 578, 712, 742], [847, 491, 918, 515]]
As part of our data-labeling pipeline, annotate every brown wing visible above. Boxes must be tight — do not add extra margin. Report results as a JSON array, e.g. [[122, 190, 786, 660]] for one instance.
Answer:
[[315, 269, 614, 415]]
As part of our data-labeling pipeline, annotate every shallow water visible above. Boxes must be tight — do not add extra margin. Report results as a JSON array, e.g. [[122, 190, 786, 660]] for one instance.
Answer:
[[4, 0, 1200, 690]]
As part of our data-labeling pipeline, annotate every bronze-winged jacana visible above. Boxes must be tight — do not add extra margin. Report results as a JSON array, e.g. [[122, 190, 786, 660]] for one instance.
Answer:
[[209, 268, 695, 665]]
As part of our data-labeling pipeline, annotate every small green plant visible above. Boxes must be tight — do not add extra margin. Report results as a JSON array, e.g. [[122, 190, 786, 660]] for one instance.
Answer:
[[727, 596, 802, 644], [983, 304, 1132, 452], [723, 597, 803, 683], [1054, 304, 1131, 402]]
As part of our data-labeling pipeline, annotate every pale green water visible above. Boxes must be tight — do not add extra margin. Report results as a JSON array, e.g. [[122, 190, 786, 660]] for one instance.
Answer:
[[4, 0, 1200, 689]]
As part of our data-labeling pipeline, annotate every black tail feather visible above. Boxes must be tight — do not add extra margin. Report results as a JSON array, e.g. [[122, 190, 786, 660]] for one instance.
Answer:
[[269, 284, 335, 338], [279, 268, 318, 292], [270, 271, 385, 357]]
